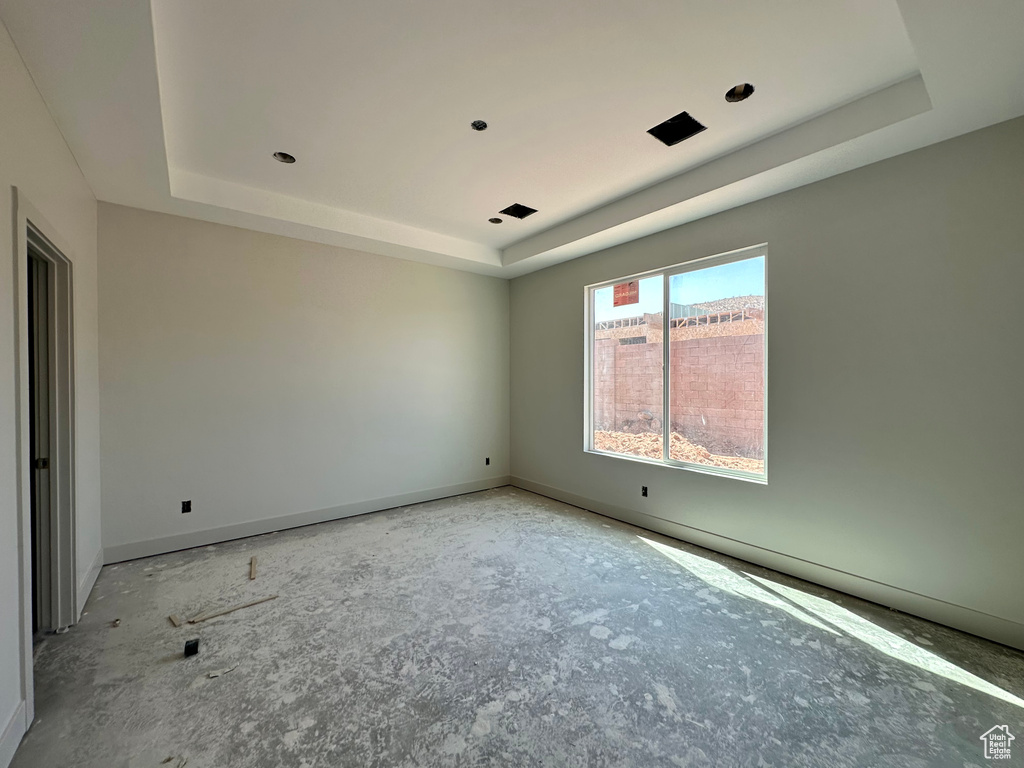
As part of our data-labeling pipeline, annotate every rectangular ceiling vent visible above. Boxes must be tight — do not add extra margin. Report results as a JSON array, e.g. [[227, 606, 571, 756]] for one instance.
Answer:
[[647, 110, 707, 147], [499, 203, 538, 220]]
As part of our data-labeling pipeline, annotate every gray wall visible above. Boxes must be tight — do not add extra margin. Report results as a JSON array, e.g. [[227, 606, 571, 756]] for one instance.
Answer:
[[98, 204, 510, 559], [0, 18, 101, 761], [510, 116, 1024, 648]]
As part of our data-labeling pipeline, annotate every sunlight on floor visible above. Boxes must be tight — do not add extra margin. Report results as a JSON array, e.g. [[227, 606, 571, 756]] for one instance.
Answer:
[[640, 537, 838, 634], [745, 573, 1024, 710], [641, 536, 1024, 710]]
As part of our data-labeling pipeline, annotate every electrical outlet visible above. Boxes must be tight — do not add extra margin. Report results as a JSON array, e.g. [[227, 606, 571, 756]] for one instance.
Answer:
[[182, 500, 192, 514], [641, 486, 648, 498], [485, 457, 490, 466]]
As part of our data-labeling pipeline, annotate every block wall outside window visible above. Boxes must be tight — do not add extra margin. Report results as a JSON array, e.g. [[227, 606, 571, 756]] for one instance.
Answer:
[[587, 245, 766, 481]]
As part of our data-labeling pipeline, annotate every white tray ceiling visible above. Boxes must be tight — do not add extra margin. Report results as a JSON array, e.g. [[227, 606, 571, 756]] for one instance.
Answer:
[[1, 0, 1022, 276]]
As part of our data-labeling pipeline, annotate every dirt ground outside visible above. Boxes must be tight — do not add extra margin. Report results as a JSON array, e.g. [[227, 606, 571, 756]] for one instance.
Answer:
[[594, 430, 764, 474]]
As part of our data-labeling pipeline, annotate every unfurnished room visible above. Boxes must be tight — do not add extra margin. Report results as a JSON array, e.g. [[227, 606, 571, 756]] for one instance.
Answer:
[[1, 1, 1023, 766]]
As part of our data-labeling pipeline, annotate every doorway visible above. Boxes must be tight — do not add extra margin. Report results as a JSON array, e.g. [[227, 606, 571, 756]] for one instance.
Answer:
[[12, 191, 80, 736], [27, 249, 53, 636], [18, 217, 78, 636]]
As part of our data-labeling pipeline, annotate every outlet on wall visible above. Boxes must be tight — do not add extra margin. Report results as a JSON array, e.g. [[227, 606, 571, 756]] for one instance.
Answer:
[[641, 486, 648, 498], [485, 457, 490, 466], [182, 500, 192, 514]]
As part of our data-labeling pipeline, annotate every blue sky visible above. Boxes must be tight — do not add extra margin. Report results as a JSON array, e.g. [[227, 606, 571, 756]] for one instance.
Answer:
[[594, 256, 764, 321]]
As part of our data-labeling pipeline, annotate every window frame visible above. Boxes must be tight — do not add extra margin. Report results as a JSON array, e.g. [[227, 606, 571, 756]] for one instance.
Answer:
[[584, 243, 768, 484]]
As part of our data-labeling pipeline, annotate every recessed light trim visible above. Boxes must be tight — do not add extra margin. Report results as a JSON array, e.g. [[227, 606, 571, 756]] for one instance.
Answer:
[[471, 120, 488, 131], [488, 217, 503, 224], [725, 83, 755, 103], [273, 151, 296, 163]]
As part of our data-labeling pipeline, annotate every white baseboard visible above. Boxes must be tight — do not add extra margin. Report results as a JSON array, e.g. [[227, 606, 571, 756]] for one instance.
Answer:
[[510, 476, 1024, 652], [77, 547, 104, 617], [105, 477, 512, 563], [0, 701, 27, 768]]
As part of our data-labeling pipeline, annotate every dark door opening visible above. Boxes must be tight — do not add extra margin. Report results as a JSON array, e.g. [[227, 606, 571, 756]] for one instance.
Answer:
[[28, 248, 52, 636]]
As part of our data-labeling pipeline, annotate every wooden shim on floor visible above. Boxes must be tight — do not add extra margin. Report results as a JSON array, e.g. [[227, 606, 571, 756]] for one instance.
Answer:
[[168, 614, 183, 627], [187, 595, 278, 624], [249, 556, 257, 581]]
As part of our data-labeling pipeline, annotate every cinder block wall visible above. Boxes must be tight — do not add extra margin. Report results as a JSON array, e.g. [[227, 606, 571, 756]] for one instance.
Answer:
[[593, 334, 765, 456], [593, 337, 619, 431], [609, 342, 664, 431]]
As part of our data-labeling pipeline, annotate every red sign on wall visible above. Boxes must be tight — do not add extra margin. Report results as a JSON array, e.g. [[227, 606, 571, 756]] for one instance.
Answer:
[[613, 280, 640, 306]]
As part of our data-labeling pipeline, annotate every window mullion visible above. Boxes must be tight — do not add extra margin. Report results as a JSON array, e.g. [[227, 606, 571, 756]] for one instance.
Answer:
[[662, 271, 670, 463]]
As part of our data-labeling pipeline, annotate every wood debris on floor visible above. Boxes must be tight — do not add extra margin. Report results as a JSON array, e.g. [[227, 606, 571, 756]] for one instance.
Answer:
[[187, 595, 278, 624]]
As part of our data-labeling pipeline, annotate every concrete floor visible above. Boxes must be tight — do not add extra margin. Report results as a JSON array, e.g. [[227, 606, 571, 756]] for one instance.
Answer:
[[13, 487, 1024, 767]]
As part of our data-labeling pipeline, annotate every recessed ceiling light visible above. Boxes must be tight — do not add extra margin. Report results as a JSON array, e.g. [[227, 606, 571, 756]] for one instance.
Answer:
[[273, 151, 296, 163], [471, 120, 488, 131], [725, 83, 755, 103], [488, 217, 502, 224]]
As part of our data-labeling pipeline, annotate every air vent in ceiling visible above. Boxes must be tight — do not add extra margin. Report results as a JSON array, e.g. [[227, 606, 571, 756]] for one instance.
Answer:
[[499, 203, 537, 220], [647, 111, 707, 147]]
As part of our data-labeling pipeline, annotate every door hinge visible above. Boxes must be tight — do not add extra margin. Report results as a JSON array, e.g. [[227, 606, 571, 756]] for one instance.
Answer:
[[34, 457, 49, 470]]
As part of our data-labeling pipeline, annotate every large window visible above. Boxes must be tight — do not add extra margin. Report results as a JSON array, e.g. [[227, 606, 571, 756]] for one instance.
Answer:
[[586, 244, 766, 481]]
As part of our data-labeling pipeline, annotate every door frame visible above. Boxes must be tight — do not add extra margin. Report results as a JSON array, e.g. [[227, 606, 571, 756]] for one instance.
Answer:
[[12, 187, 78, 725]]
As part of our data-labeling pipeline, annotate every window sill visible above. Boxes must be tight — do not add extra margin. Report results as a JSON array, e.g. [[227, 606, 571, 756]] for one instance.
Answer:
[[584, 448, 768, 485]]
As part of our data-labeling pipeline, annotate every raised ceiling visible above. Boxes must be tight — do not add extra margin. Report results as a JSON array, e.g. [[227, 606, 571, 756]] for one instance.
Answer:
[[154, 0, 915, 244], [1, 0, 1023, 276]]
